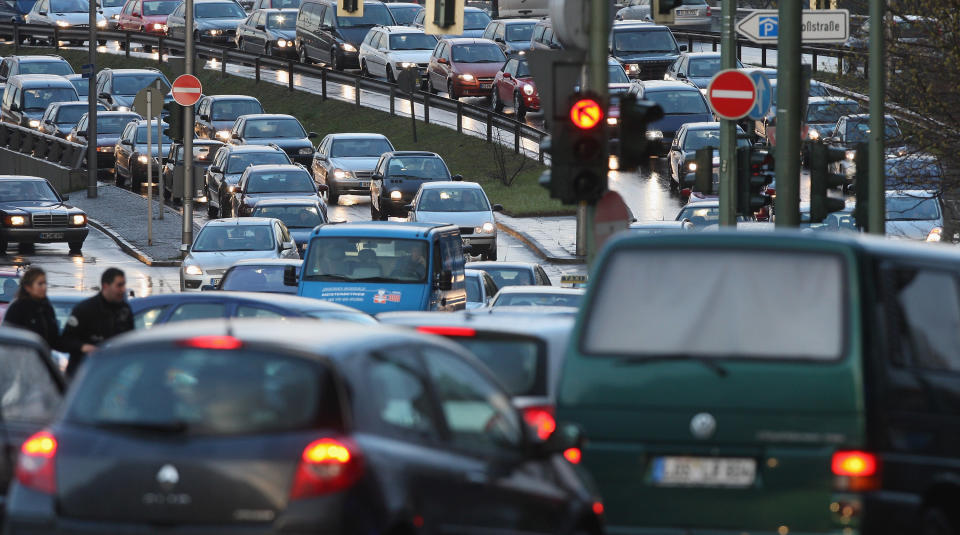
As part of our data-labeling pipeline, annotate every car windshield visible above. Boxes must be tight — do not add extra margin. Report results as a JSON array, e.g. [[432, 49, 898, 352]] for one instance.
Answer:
[[55, 104, 90, 124], [614, 29, 678, 54], [303, 237, 430, 283], [18, 61, 73, 75], [515, 59, 531, 77], [389, 33, 438, 50], [0, 179, 60, 202], [243, 118, 306, 138], [417, 187, 489, 212], [806, 102, 859, 123], [448, 336, 544, 396], [65, 349, 333, 435], [388, 5, 420, 25], [886, 196, 941, 221], [646, 89, 708, 114], [495, 292, 583, 308], [452, 44, 506, 63], [22, 88, 77, 111], [683, 129, 751, 150], [98, 114, 137, 133], [142, 0, 178, 15], [506, 22, 534, 41], [100, 0, 124, 6], [386, 156, 449, 180], [174, 144, 218, 163], [335, 3, 391, 27], [463, 10, 490, 30], [252, 204, 325, 228], [221, 265, 296, 292], [135, 125, 173, 144], [466, 276, 482, 302], [885, 158, 942, 187], [688, 57, 724, 77], [112, 74, 170, 95], [676, 204, 719, 226], [608, 63, 630, 84], [193, 224, 275, 252], [484, 267, 533, 287], [69, 77, 88, 96], [845, 119, 902, 144], [49, 0, 87, 12], [226, 151, 289, 173], [270, 0, 299, 8], [245, 170, 315, 193], [330, 138, 393, 158], [195, 1, 245, 18], [211, 99, 263, 120], [266, 12, 295, 28]]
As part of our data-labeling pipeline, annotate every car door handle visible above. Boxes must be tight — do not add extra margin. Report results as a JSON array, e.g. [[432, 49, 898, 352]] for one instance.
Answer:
[[465, 471, 487, 485]]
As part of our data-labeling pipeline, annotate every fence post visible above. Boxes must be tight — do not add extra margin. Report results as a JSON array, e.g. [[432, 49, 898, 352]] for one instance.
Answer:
[[288, 60, 294, 91], [687, 36, 693, 51], [837, 53, 843, 75], [423, 92, 430, 124], [53, 26, 59, 50], [538, 134, 544, 163], [486, 111, 492, 142], [456, 101, 462, 133], [712, 39, 717, 52], [321, 70, 327, 100], [389, 86, 395, 115], [13, 24, 19, 52], [125, 32, 131, 57], [811, 51, 818, 72], [354, 78, 360, 108], [254, 57, 260, 83], [157, 37, 164, 65], [221, 48, 226, 77], [761, 45, 767, 67], [514, 122, 520, 153]]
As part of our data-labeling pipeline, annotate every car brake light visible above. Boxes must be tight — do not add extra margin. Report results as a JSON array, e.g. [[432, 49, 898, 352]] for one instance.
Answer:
[[415, 326, 477, 337], [290, 437, 362, 499], [521, 406, 556, 440], [16, 431, 57, 494], [832, 451, 877, 477], [563, 447, 582, 464], [178, 335, 243, 350], [705, 5, 711, 16], [592, 501, 604, 515]]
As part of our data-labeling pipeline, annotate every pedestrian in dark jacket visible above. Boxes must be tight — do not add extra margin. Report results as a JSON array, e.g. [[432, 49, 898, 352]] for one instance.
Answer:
[[2, 267, 77, 354], [61, 267, 134, 377]]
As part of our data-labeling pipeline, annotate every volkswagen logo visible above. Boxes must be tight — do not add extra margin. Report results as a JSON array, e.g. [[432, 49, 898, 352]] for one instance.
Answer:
[[690, 413, 716, 439], [156, 464, 179, 490]]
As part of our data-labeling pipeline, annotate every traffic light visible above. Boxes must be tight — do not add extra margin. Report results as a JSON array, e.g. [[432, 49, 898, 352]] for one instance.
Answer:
[[692, 147, 713, 195], [163, 101, 184, 143], [736, 147, 774, 219], [617, 94, 663, 170], [540, 93, 608, 205], [851, 143, 870, 232], [432, 0, 456, 27], [653, 0, 676, 24], [337, 0, 360, 16], [808, 142, 847, 223]]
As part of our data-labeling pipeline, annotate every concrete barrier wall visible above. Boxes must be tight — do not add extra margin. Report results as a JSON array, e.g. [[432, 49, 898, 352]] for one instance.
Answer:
[[0, 146, 88, 194]]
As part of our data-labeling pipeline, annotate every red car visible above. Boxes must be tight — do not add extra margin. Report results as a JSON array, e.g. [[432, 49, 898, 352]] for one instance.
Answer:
[[491, 55, 540, 120], [117, 0, 179, 36], [427, 37, 506, 99]]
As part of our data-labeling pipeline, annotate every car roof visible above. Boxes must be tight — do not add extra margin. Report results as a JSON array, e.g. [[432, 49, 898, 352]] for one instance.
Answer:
[[9, 74, 74, 85], [252, 196, 321, 206], [682, 121, 722, 130], [134, 119, 168, 126], [207, 94, 261, 101], [613, 21, 668, 30], [641, 80, 700, 91], [385, 2, 420, 6], [807, 96, 858, 105], [129, 292, 365, 313], [313, 221, 454, 238], [240, 113, 297, 120], [244, 164, 308, 173], [325, 132, 390, 140], [495, 286, 583, 296], [0, 175, 49, 182], [255, 7, 297, 12], [844, 113, 896, 121], [419, 181, 482, 190], [442, 37, 497, 45], [385, 150, 440, 157], [496, 18, 538, 24], [104, 68, 162, 75], [8, 55, 67, 62], [683, 199, 720, 207], [376, 25, 426, 33], [378, 310, 574, 336], [203, 217, 277, 226], [886, 189, 938, 198], [466, 261, 539, 270], [683, 52, 721, 59]]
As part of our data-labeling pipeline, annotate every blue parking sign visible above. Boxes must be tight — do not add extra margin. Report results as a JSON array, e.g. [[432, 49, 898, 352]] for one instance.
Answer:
[[758, 16, 778, 38]]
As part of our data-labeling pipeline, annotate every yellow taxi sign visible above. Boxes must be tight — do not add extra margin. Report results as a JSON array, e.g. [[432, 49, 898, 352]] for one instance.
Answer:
[[561, 274, 588, 288]]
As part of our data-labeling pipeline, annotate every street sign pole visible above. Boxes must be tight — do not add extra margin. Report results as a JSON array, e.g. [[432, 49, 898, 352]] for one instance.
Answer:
[[774, 0, 801, 228], [156, 80, 164, 220], [867, 0, 884, 235], [86, 1, 97, 198], [182, 0, 195, 256], [581, 0, 608, 262], [718, 0, 736, 227], [146, 92, 153, 246]]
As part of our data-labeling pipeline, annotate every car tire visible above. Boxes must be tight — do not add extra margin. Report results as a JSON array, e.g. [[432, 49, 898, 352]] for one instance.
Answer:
[[386, 64, 395, 83], [70, 40, 83, 46], [17, 242, 34, 253], [491, 88, 503, 113], [428, 77, 438, 94], [119, 40, 127, 50], [447, 80, 456, 100], [360, 60, 369, 77], [921, 506, 958, 535], [68, 241, 83, 254], [299, 46, 307, 63], [514, 92, 526, 120], [114, 163, 124, 187], [328, 186, 340, 205]]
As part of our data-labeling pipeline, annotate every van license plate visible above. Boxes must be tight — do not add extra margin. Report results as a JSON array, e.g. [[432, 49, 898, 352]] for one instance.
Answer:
[[40, 232, 64, 239], [652, 457, 756, 487], [360, 181, 370, 188]]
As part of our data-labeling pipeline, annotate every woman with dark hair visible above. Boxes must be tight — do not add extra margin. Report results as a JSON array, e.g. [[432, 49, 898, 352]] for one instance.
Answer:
[[1, 267, 76, 354]]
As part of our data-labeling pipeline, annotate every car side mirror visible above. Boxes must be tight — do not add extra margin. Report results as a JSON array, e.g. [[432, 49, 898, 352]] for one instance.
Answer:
[[98, 92, 111, 100], [452, 174, 463, 181], [437, 57, 449, 65], [61, 194, 70, 201], [307, 131, 318, 139], [283, 264, 298, 286], [43, 118, 54, 124], [121, 139, 133, 146], [209, 165, 221, 173], [494, 36, 504, 43], [255, 23, 265, 30], [316, 183, 328, 193], [8, 103, 19, 111], [281, 240, 295, 251], [679, 44, 688, 52], [38, 10, 46, 15], [371, 173, 383, 181], [437, 269, 452, 291], [676, 72, 686, 79], [232, 132, 241, 139], [492, 203, 503, 212], [199, 114, 209, 121]]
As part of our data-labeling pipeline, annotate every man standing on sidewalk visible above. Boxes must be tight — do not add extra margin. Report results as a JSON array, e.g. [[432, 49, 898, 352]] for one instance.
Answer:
[[62, 267, 134, 378]]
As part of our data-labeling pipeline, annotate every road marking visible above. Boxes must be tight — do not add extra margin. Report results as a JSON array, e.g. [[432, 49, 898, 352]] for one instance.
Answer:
[[711, 89, 753, 99]]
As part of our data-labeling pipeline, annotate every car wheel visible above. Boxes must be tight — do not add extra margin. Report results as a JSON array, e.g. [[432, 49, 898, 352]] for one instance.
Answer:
[[331, 48, 341, 71], [119, 40, 127, 50], [360, 60, 369, 77], [447, 80, 456, 99], [328, 186, 340, 205], [491, 88, 504, 113], [514, 92, 526, 120], [921, 507, 958, 535], [386, 64, 395, 83], [68, 241, 83, 254], [428, 77, 439, 94]]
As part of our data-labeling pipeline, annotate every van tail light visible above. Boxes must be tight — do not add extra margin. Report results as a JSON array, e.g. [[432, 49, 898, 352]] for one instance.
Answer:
[[17, 431, 57, 494], [563, 447, 582, 464], [521, 405, 556, 440], [416, 326, 477, 337], [290, 437, 362, 499], [831, 450, 880, 492]]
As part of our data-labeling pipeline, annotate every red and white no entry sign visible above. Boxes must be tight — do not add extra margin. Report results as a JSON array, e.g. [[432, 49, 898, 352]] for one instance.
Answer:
[[171, 74, 202, 106], [706, 69, 757, 121]]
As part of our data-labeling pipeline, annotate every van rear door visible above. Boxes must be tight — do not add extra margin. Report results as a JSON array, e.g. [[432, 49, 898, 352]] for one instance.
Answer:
[[558, 240, 865, 533]]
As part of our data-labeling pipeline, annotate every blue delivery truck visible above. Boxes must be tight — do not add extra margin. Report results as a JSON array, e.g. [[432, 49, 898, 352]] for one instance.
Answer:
[[289, 222, 467, 314]]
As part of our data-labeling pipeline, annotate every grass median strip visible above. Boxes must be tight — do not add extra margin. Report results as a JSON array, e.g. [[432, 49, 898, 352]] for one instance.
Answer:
[[0, 44, 572, 217]]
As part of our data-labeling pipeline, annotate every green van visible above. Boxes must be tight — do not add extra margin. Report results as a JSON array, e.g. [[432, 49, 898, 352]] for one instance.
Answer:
[[558, 231, 960, 535]]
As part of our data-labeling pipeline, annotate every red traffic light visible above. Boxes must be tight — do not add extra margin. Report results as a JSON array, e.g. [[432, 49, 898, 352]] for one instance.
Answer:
[[570, 98, 604, 130]]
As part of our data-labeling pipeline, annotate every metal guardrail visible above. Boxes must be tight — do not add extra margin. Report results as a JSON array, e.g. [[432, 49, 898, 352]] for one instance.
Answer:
[[0, 22, 548, 162], [0, 121, 86, 168]]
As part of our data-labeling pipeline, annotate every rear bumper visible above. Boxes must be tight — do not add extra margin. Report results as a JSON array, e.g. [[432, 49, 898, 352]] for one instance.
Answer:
[[1, 227, 88, 244]]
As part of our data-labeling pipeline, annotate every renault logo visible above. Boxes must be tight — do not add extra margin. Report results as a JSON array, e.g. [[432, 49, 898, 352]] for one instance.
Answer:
[[156, 464, 179, 490], [690, 413, 716, 439]]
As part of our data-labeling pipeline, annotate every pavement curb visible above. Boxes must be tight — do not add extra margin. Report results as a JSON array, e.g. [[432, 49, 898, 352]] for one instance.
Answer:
[[87, 218, 181, 268], [496, 222, 585, 265]]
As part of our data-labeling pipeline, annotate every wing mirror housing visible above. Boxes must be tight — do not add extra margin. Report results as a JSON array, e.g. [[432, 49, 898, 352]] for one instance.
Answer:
[[679, 44, 688, 52], [437, 269, 452, 291], [492, 204, 503, 212], [316, 183, 328, 193], [283, 264, 298, 286], [307, 131, 318, 139], [255, 23, 265, 31]]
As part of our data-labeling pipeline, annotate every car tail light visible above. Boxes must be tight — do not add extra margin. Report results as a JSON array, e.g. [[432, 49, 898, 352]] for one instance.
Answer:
[[17, 431, 57, 494], [705, 5, 711, 16], [680, 187, 691, 197], [415, 326, 477, 337], [592, 501, 604, 515], [290, 437, 362, 499], [178, 335, 243, 350], [832, 450, 880, 492], [522, 405, 556, 440], [563, 447, 582, 464]]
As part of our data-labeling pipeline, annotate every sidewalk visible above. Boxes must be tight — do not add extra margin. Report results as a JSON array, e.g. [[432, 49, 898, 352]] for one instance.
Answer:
[[496, 214, 583, 264], [69, 184, 194, 266]]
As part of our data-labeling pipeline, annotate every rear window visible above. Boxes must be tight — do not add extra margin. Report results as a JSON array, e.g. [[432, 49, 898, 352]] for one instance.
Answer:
[[583, 249, 846, 360], [446, 335, 546, 396], [66, 348, 339, 435]]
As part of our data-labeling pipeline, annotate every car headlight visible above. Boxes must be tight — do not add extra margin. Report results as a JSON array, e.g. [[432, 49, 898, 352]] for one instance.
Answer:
[[153, 23, 164, 30], [688, 161, 697, 171], [298, 147, 313, 155], [117, 106, 130, 112], [807, 129, 820, 140], [518, 50, 525, 55], [606, 117, 618, 126], [459, 73, 475, 82], [845, 149, 856, 161], [390, 190, 402, 200], [215, 130, 231, 140], [277, 39, 288, 47], [55, 20, 70, 27], [333, 168, 353, 180], [184, 264, 203, 276], [28, 119, 40, 128], [96, 18, 107, 27], [4, 215, 27, 226], [522, 83, 534, 96], [476, 222, 495, 234], [111, 13, 120, 19], [646, 130, 663, 141], [341, 42, 356, 52], [207, 29, 222, 36], [227, 184, 237, 193], [397, 62, 416, 69], [927, 227, 943, 242], [627, 64, 638, 73], [70, 214, 87, 226], [138, 155, 149, 164], [96, 146, 113, 152]]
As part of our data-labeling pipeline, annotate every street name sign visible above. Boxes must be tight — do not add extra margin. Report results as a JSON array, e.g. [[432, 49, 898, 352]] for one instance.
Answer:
[[736, 9, 850, 44]]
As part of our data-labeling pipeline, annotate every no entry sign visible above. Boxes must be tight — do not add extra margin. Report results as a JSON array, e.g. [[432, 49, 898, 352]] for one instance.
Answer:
[[706, 69, 757, 121], [171, 74, 202, 107]]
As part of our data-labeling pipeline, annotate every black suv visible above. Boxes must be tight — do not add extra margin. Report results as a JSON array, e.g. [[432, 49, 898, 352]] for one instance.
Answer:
[[205, 144, 292, 218], [295, 0, 395, 70], [369, 151, 459, 220], [609, 21, 686, 80]]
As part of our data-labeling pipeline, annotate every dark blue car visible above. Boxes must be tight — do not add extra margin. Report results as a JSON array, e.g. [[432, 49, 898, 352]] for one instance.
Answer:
[[635, 79, 714, 153]]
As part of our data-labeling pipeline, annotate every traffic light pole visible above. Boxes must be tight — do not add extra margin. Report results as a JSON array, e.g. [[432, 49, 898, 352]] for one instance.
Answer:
[[867, 0, 885, 235], [86, 2, 97, 198], [182, 0, 195, 255], [718, 0, 736, 227], [773, 0, 801, 228], [578, 0, 608, 261]]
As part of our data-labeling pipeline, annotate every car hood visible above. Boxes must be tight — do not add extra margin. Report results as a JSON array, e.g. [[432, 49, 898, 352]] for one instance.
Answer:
[[413, 210, 492, 227], [51, 11, 105, 24], [807, 123, 835, 136], [97, 134, 121, 147], [212, 120, 235, 131], [187, 250, 281, 270], [886, 220, 938, 241], [55, 125, 73, 136], [386, 49, 433, 64], [196, 17, 245, 29], [608, 83, 634, 94], [142, 14, 168, 23], [687, 76, 712, 89], [23, 110, 44, 121], [301, 281, 430, 314], [340, 26, 371, 46], [0, 200, 72, 211], [133, 143, 173, 156], [244, 137, 311, 150], [652, 113, 714, 135], [614, 52, 679, 63], [269, 28, 296, 40], [453, 62, 503, 77], [328, 156, 380, 172], [101, 5, 122, 16]]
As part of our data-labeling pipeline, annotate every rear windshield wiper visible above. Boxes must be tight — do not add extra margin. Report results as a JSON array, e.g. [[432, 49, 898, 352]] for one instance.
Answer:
[[615, 354, 728, 378], [92, 420, 191, 434]]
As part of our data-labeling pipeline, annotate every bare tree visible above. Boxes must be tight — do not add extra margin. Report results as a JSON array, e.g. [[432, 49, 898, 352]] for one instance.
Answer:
[[488, 129, 528, 187]]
